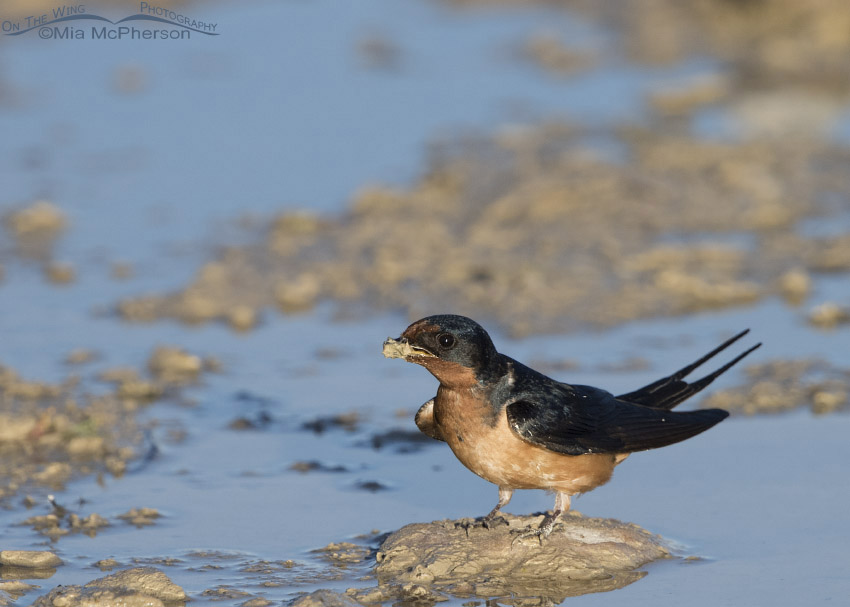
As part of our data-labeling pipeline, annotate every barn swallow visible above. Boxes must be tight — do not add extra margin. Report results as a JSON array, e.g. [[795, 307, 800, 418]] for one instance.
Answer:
[[383, 315, 760, 539]]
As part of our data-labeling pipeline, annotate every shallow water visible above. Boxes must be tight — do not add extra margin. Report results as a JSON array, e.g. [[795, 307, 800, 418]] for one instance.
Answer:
[[1, 0, 849, 605], [2, 302, 848, 605]]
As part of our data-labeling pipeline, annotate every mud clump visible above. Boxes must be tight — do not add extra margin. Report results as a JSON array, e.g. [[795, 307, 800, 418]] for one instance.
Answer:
[[44, 261, 76, 285], [301, 412, 361, 434], [32, 566, 186, 607], [522, 32, 597, 75], [353, 480, 389, 493], [368, 512, 668, 602], [228, 411, 273, 430], [147, 346, 206, 384], [201, 586, 251, 600], [289, 460, 348, 474], [21, 502, 160, 540], [361, 428, 436, 453], [22, 510, 110, 540], [3, 200, 67, 262], [118, 507, 161, 527], [65, 349, 98, 365], [97, 345, 217, 400], [0, 580, 39, 604], [293, 589, 363, 607], [0, 551, 62, 569], [312, 542, 371, 568], [808, 302, 850, 329]]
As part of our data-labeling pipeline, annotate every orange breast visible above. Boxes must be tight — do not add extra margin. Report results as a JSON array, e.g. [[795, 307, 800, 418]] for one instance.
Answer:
[[435, 386, 624, 495]]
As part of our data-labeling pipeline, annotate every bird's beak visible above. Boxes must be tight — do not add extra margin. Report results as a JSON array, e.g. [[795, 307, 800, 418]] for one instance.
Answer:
[[382, 337, 436, 359]]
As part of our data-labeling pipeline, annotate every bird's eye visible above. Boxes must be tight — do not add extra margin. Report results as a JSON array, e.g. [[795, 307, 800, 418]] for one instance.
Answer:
[[437, 333, 456, 349]]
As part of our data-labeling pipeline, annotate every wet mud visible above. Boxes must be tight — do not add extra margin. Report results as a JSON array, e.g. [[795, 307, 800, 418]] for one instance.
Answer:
[[0, 345, 213, 504], [0, 550, 62, 590], [116, 127, 850, 337], [292, 589, 364, 607], [451, 0, 850, 97], [105, 0, 850, 338], [3, 201, 67, 263], [0, 200, 83, 287], [0, 551, 62, 569], [32, 567, 186, 607], [181, 513, 671, 606], [21, 550, 355, 606], [521, 31, 597, 77], [808, 302, 850, 329], [301, 412, 362, 435], [289, 461, 349, 474]]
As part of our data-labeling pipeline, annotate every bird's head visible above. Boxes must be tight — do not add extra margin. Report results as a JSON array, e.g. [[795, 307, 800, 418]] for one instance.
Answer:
[[383, 314, 498, 387]]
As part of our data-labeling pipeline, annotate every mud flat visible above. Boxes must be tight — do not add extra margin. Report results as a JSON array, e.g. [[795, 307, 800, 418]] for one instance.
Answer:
[[116, 127, 850, 337], [450, 0, 850, 96], [0, 345, 214, 504], [105, 0, 850, 337]]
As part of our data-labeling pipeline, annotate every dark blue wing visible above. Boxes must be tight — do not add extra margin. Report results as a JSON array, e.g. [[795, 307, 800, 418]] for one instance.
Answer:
[[505, 384, 728, 455]]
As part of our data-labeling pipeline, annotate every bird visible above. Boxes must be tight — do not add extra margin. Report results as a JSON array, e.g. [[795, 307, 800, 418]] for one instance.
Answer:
[[383, 314, 760, 539]]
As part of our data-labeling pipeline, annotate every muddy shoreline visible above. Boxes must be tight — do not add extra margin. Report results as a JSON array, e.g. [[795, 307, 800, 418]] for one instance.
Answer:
[[19, 512, 672, 606]]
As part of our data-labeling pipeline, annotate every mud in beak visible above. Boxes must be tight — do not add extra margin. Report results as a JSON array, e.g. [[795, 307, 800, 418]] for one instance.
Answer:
[[382, 337, 436, 360]]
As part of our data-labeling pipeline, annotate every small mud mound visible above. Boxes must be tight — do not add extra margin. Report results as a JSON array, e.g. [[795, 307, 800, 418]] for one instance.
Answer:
[[373, 512, 669, 601], [32, 566, 186, 607]]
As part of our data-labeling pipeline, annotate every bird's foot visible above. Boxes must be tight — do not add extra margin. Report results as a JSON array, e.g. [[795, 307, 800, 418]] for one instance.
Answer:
[[454, 513, 508, 536], [453, 518, 478, 537], [480, 496, 512, 530], [510, 511, 560, 546], [510, 526, 549, 546], [481, 513, 509, 530]]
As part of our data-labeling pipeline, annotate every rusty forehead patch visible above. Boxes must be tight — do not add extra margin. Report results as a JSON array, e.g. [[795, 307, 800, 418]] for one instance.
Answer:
[[402, 321, 440, 341]]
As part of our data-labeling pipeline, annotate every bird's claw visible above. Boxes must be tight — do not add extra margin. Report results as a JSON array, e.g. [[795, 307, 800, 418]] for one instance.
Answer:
[[455, 514, 508, 536], [481, 514, 508, 530], [510, 527, 546, 547], [454, 518, 476, 537], [509, 514, 559, 546]]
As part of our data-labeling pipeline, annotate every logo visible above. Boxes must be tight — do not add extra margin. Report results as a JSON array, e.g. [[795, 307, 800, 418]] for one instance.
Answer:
[[2, 3, 219, 40]]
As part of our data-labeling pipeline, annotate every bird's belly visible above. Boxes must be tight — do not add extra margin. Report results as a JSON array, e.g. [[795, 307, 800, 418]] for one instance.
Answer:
[[437, 397, 622, 494]]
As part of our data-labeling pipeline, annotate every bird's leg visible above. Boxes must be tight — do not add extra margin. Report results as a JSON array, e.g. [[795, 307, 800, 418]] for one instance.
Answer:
[[514, 492, 571, 544], [538, 491, 571, 537], [481, 487, 513, 529]]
